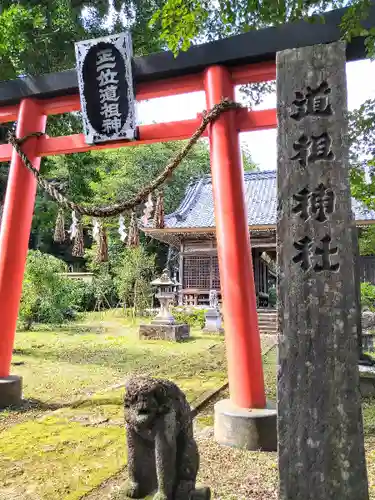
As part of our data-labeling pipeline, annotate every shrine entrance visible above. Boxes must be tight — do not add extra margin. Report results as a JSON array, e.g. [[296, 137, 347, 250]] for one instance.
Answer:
[[0, 4, 373, 456], [0, 60, 278, 414]]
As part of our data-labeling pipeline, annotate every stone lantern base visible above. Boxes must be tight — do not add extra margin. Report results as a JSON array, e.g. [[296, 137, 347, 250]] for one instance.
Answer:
[[203, 308, 224, 334], [139, 323, 190, 342]]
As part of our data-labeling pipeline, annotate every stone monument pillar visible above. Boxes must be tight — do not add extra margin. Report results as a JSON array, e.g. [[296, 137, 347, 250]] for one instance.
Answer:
[[277, 41, 369, 499], [203, 290, 224, 334]]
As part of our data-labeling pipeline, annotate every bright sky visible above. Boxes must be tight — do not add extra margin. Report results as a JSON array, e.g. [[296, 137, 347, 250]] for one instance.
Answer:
[[136, 59, 375, 170]]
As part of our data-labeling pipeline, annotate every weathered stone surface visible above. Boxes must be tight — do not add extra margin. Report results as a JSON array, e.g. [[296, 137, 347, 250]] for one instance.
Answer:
[[203, 308, 224, 334], [122, 376, 210, 500], [362, 311, 375, 331], [139, 323, 189, 342], [362, 332, 375, 353], [277, 41, 368, 499], [352, 226, 364, 358], [0, 375, 22, 409], [214, 399, 277, 451], [359, 367, 375, 397]]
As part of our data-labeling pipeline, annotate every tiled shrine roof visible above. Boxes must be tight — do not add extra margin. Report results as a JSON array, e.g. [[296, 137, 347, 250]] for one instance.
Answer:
[[143, 170, 375, 231]]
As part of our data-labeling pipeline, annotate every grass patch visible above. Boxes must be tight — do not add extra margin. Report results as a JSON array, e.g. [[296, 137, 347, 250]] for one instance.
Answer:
[[0, 313, 230, 498], [263, 346, 277, 401], [0, 312, 278, 499], [9, 324, 224, 406], [0, 416, 125, 500]]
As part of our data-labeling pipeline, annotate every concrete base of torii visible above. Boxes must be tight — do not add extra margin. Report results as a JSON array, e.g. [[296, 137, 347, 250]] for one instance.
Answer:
[[214, 399, 277, 451], [0, 375, 22, 409]]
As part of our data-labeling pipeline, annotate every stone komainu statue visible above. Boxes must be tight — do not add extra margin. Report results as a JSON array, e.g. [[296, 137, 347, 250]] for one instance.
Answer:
[[123, 376, 210, 500]]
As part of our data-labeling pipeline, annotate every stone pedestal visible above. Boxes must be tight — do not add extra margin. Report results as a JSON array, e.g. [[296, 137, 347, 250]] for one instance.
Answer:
[[203, 308, 224, 334], [113, 485, 210, 500], [0, 375, 22, 409], [139, 323, 190, 341], [214, 399, 277, 451], [362, 332, 375, 353], [359, 366, 375, 397]]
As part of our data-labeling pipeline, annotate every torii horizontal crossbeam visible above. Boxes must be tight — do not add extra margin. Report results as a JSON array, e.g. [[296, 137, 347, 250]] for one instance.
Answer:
[[0, 4, 374, 107]]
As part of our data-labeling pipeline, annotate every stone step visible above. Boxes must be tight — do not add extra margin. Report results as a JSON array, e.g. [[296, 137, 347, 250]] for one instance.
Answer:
[[257, 309, 278, 334]]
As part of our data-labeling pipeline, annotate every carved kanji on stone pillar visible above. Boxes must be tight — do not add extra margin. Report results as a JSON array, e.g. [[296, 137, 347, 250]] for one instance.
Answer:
[[277, 41, 369, 500]]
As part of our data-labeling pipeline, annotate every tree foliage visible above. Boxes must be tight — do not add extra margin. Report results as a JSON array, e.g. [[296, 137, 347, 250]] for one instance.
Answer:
[[19, 250, 88, 329], [361, 281, 375, 310], [349, 98, 375, 211], [0, 0, 166, 81], [359, 227, 375, 255], [114, 246, 156, 314], [150, 0, 375, 56], [88, 140, 211, 213]]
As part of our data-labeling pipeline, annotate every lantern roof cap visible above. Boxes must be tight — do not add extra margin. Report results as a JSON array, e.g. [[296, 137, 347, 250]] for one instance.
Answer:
[[151, 268, 175, 286]]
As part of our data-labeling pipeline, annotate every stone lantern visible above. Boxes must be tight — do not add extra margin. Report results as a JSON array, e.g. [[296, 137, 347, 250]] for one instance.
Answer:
[[151, 268, 178, 325], [139, 268, 189, 341]]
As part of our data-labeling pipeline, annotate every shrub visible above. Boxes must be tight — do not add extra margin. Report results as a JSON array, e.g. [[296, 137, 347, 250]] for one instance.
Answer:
[[361, 282, 375, 311], [91, 263, 118, 308], [19, 250, 88, 329], [113, 247, 156, 315], [171, 307, 207, 329], [67, 278, 96, 312], [268, 285, 277, 308]]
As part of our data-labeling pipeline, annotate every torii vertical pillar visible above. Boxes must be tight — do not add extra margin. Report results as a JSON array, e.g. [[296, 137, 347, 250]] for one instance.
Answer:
[[0, 99, 47, 408], [204, 66, 277, 451]]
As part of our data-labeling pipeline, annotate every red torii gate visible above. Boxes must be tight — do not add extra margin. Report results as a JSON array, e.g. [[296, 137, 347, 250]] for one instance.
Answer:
[[0, 62, 275, 409], [0, 4, 372, 435]]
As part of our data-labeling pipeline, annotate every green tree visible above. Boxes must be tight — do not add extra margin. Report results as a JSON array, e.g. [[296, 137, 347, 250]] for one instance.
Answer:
[[349, 98, 375, 212], [114, 246, 156, 314], [361, 281, 375, 310], [0, 1, 167, 81], [241, 143, 259, 171], [150, 1, 375, 56], [19, 250, 87, 329], [359, 227, 375, 255], [88, 140, 211, 213]]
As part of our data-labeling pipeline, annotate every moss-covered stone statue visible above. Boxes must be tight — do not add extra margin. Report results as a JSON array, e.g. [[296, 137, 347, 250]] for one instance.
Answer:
[[119, 376, 211, 500]]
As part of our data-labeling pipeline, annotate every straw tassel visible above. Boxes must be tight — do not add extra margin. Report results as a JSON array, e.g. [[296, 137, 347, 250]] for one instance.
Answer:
[[154, 190, 165, 229], [94, 220, 108, 263], [53, 208, 66, 243], [128, 210, 140, 247], [71, 212, 84, 258]]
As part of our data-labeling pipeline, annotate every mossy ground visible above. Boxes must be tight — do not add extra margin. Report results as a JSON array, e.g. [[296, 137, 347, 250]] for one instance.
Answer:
[[2, 312, 373, 499], [0, 311, 237, 499]]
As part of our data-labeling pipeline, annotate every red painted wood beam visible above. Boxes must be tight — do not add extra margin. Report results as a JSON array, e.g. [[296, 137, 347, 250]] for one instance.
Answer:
[[237, 108, 276, 131], [0, 62, 276, 124], [204, 65, 266, 409], [0, 99, 47, 377], [231, 61, 276, 85], [0, 109, 276, 161], [0, 105, 19, 124], [136, 73, 204, 100]]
